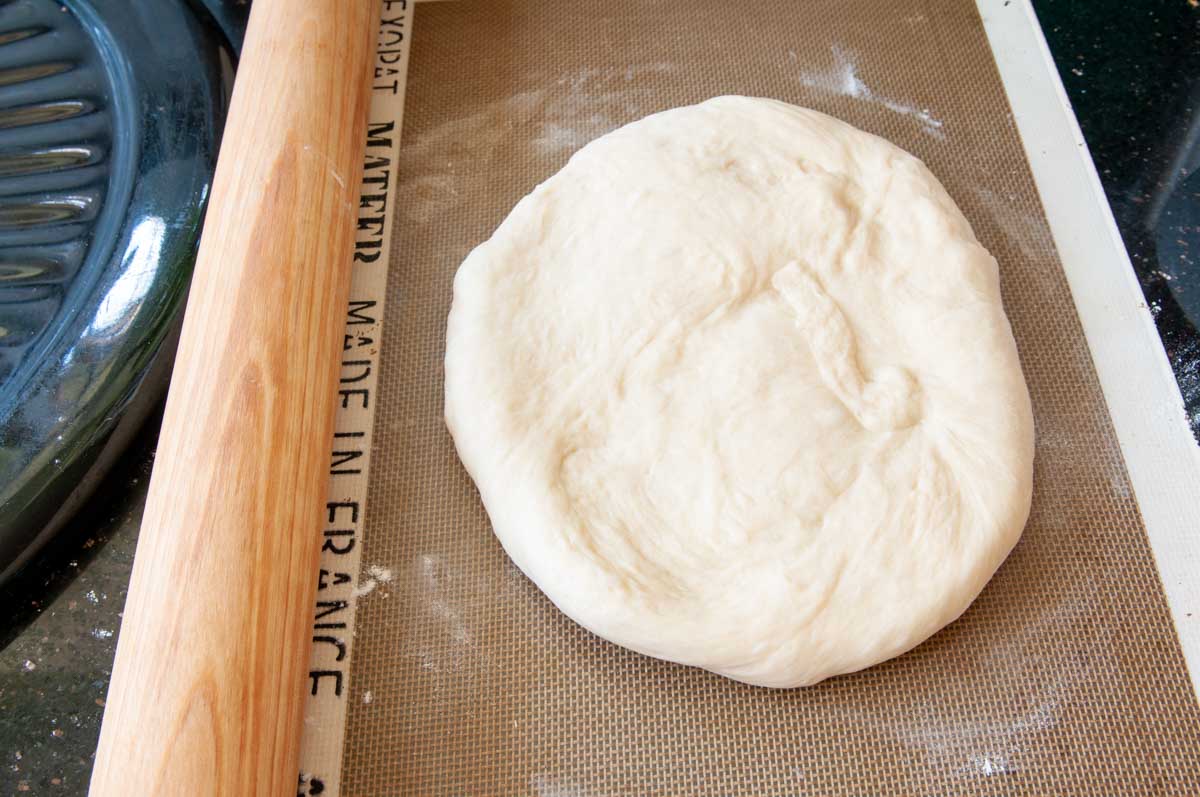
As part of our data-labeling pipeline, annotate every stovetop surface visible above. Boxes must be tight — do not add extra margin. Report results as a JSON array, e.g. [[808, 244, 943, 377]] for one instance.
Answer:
[[1035, 0, 1200, 438]]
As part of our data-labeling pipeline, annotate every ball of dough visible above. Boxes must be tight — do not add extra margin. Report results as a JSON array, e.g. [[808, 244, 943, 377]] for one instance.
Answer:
[[445, 96, 1034, 687]]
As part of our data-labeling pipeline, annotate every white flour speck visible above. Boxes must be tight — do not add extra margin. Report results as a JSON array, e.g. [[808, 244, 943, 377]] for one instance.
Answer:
[[419, 555, 471, 644], [531, 773, 588, 797], [362, 690, 373, 704], [367, 564, 393, 582], [354, 564, 395, 598], [533, 122, 592, 153], [971, 753, 1013, 776], [795, 46, 945, 137]]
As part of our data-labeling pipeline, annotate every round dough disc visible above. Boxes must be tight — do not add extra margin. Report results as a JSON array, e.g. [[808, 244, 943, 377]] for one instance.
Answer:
[[445, 96, 1034, 687]]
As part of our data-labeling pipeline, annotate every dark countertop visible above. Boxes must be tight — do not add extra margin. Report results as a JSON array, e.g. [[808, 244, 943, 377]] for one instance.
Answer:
[[0, 420, 154, 794], [2, 2, 1198, 793], [1034, 0, 1200, 434]]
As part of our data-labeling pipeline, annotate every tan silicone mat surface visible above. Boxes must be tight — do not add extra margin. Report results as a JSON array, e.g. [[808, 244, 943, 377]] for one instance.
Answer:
[[343, 1, 1200, 793]]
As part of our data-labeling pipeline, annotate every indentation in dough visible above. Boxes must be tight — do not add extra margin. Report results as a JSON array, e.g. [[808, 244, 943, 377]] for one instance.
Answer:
[[772, 261, 920, 430]]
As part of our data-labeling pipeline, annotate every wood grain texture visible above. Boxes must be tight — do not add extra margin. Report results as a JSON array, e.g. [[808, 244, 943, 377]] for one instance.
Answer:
[[89, 1, 378, 793]]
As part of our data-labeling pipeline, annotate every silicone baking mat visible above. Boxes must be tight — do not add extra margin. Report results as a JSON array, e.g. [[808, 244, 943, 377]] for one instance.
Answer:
[[329, 1, 1200, 793]]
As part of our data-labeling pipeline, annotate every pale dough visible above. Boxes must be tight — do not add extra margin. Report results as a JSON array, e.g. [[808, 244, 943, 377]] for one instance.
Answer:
[[444, 96, 1034, 687]]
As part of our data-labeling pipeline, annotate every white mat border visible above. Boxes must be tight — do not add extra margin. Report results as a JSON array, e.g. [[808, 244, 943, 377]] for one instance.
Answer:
[[980, 0, 1200, 698]]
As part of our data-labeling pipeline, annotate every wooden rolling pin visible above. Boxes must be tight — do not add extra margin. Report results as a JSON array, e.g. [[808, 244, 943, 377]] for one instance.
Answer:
[[90, 1, 379, 794]]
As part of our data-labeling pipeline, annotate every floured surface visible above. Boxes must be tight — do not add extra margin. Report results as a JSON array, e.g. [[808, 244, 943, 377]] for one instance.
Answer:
[[344, 1, 1200, 794], [445, 97, 1034, 688]]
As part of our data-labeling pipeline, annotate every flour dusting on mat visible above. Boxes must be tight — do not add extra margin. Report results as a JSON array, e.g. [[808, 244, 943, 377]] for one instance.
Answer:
[[353, 564, 395, 598], [418, 554, 470, 645], [793, 46, 944, 137], [531, 773, 589, 797]]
